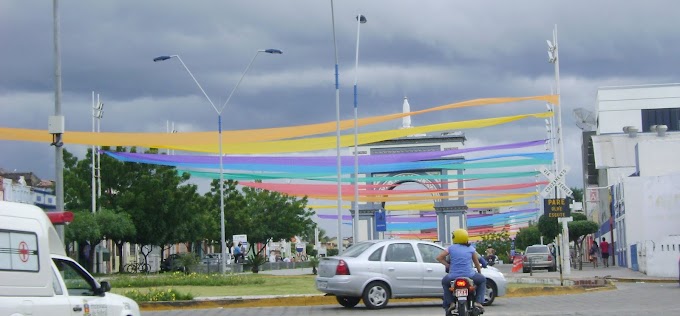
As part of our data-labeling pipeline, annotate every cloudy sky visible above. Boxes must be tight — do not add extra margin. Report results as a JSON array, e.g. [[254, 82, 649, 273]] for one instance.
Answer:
[[1, 1, 677, 235]]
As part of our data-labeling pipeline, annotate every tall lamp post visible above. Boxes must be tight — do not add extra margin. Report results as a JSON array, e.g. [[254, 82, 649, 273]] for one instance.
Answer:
[[91, 92, 104, 215], [154, 49, 282, 273], [547, 24, 571, 275], [547, 25, 563, 198], [329, 0, 343, 254], [352, 14, 367, 244]]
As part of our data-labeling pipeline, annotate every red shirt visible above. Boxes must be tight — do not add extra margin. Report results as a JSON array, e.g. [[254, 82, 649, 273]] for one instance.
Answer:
[[600, 241, 609, 253]]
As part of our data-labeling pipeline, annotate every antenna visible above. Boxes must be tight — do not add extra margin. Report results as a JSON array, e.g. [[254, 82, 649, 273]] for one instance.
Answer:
[[573, 108, 597, 131]]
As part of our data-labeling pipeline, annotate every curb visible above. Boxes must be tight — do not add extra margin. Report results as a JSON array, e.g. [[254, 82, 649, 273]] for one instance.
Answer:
[[606, 277, 678, 284], [138, 283, 615, 311], [503, 283, 615, 298]]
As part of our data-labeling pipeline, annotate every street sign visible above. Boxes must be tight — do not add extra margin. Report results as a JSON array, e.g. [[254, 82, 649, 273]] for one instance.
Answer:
[[375, 210, 386, 232], [543, 198, 571, 218], [540, 166, 573, 198], [587, 187, 599, 202]]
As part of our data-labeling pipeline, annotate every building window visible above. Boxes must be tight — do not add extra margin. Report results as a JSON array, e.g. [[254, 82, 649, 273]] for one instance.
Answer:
[[641, 108, 680, 132]]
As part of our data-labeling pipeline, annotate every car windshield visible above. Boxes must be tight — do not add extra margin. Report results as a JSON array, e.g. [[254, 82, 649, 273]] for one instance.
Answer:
[[526, 246, 549, 254], [342, 241, 376, 257]]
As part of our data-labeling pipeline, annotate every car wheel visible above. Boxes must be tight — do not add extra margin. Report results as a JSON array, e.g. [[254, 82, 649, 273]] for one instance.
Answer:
[[336, 296, 361, 308], [483, 279, 496, 306], [362, 281, 390, 309]]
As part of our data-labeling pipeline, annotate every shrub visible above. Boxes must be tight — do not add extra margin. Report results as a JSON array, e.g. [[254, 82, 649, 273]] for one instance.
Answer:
[[123, 288, 193, 302], [110, 272, 265, 287]]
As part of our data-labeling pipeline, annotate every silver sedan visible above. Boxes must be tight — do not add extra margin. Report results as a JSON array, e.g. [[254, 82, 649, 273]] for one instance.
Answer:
[[315, 239, 507, 309]]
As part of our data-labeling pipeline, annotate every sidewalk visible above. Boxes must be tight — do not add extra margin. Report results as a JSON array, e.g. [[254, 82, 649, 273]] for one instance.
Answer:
[[496, 263, 678, 283]]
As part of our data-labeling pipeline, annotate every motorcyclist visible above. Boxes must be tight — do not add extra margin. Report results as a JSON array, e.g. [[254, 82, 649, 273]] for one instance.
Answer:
[[485, 246, 497, 264], [437, 229, 486, 314]]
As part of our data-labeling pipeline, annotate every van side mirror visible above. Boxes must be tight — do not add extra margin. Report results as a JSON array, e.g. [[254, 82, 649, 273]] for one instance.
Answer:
[[97, 281, 111, 295]]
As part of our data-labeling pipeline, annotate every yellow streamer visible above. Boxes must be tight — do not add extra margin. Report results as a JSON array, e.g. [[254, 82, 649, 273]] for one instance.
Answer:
[[0, 95, 557, 151], [169, 112, 552, 153]]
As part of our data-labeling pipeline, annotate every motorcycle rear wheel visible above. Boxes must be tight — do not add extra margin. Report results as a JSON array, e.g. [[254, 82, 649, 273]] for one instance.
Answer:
[[458, 302, 467, 316]]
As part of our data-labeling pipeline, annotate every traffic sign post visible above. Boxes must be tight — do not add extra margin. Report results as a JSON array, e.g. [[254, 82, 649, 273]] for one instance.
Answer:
[[540, 166, 573, 198], [541, 166, 573, 275], [558, 216, 573, 275]]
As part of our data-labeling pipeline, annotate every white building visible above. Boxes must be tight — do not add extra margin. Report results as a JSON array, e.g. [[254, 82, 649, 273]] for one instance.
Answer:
[[590, 83, 680, 277]]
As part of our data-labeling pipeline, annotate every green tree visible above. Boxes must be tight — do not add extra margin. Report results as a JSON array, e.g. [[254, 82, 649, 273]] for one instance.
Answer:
[[204, 179, 246, 251], [538, 213, 598, 270], [571, 188, 583, 202], [537, 215, 560, 242], [65, 210, 101, 272], [97, 148, 202, 264], [514, 225, 541, 251], [474, 229, 512, 262], [239, 186, 316, 257], [63, 149, 96, 212], [95, 208, 136, 273], [300, 222, 327, 245], [567, 213, 598, 270]]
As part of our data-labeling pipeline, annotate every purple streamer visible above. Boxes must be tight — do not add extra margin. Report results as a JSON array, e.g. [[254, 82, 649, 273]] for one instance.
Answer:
[[105, 139, 545, 166]]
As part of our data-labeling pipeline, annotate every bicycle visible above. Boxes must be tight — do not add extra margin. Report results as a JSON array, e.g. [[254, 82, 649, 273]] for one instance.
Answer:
[[124, 261, 151, 273]]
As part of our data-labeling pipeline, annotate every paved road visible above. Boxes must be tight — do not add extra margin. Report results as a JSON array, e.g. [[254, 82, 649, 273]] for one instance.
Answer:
[[144, 282, 680, 316]]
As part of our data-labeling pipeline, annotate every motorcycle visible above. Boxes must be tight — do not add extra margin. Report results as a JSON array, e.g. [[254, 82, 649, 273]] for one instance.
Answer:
[[484, 255, 497, 266], [447, 277, 484, 316]]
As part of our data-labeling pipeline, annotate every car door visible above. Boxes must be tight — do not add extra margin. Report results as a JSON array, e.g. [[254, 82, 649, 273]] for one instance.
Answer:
[[380, 243, 423, 296], [417, 243, 447, 296], [53, 258, 112, 316]]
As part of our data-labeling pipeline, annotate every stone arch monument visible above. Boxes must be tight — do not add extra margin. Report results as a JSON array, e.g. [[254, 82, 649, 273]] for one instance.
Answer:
[[349, 97, 468, 244]]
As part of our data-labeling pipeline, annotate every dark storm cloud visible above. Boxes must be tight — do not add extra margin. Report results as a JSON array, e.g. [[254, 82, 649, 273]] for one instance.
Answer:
[[3, 0, 680, 188]]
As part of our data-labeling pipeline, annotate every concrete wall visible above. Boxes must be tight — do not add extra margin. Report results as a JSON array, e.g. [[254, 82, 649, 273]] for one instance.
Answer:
[[597, 84, 680, 134], [624, 174, 680, 245], [598, 110, 641, 134], [624, 173, 680, 277], [637, 236, 680, 278], [2, 178, 31, 204], [636, 140, 680, 176]]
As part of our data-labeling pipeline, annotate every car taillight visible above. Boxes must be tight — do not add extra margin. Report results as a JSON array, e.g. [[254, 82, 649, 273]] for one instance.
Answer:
[[548, 255, 553, 261], [336, 259, 350, 275], [455, 279, 468, 287]]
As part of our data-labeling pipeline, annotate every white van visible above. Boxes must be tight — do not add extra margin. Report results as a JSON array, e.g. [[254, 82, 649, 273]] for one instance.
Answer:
[[0, 201, 140, 316]]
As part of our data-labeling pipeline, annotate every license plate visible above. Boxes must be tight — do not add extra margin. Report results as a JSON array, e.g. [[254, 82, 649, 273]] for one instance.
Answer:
[[455, 289, 468, 297], [317, 281, 327, 289]]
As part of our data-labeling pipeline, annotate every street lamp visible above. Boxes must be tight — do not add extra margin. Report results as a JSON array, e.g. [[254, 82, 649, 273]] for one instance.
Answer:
[[91, 92, 104, 214], [329, 0, 343, 254], [547, 25, 563, 198], [547, 24, 571, 276], [154, 48, 282, 273], [352, 14, 367, 244]]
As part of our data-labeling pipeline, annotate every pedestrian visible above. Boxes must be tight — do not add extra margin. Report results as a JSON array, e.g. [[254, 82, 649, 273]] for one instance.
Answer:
[[234, 242, 244, 263], [589, 240, 599, 268], [600, 237, 610, 267]]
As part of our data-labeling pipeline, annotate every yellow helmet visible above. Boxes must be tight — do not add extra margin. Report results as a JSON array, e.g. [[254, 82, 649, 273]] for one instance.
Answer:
[[452, 228, 469, 244]]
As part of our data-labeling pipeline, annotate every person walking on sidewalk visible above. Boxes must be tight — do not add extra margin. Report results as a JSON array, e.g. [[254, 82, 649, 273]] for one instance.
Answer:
[[589, 241, 600, 268], [234, 242, 244, 263], [600, 237, 610, 267]]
